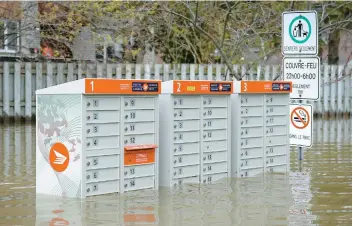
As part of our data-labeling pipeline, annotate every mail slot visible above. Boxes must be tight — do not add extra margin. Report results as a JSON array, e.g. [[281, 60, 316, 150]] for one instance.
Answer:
[[124, 144, 157, 166]]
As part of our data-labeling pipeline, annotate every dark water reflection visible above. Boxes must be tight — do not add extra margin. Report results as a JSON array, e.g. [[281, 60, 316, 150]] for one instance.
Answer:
[[0, 119, 351, 226]]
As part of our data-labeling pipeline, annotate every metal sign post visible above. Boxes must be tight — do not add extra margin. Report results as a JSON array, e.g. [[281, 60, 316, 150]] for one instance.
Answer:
[[282, 11, 318, 162]]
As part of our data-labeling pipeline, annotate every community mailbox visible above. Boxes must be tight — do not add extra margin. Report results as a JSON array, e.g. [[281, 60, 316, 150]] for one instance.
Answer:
[[36, 78, 160, 198], [159, 80, 232, 187], [282, 11, 318, 55], [231, 81, 292, 177]]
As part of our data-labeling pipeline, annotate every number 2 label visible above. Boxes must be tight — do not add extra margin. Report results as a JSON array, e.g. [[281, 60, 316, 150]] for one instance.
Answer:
[[177, 82, 181, 92]]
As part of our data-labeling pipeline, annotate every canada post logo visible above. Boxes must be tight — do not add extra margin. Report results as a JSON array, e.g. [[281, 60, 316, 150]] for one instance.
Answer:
[[272, 83, 291, 91], [186, 86, 196, 92]]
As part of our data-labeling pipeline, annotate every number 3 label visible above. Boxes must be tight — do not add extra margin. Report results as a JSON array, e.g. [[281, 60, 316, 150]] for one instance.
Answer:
[[243, 82, 247, 92]]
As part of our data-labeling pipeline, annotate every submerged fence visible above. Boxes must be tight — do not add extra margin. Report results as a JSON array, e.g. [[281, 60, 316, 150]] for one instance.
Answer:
[[0, 61, 351, 120]]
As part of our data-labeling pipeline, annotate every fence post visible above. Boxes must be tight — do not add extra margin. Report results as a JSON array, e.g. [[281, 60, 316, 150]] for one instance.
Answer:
[[67, 63, 74, 82], [317, 64, 324, 116], [330, 65, 338, 116], [163, 64, 169, 81], [97, 64, 103, 78], [190, 64, 196, 80], [216, 64, 222, 81], [337, 65, 345, 116], [264, 65, 270, 80], [198, 65, 204, 80], [144, 64, 151, 79], [181, 64, 187, 80], [135, 64, 141, 79], [344, 65, 352, 116], [36, 63, 42, 91], [207, 64, 213, 80], [14, 63, 21, 118], [47, 63, 53, 87], [107, 64, 113, 79], [241, 65, 247, 80], [3, 62, 10, 118], [57, 63, 65, 84], [323, 64, 330, 118], [78, 63, 83, 79], [232, 65, 239, 81], [256, 65, 262, 81], [25, 63, 32, 119], [154, 64, 161, 80], [116, 64, 122, 79], [126, 64, 132, 79]]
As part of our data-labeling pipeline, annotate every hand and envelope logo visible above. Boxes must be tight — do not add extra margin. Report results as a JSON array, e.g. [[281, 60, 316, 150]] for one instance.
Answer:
[[49, 143, 69, 172]]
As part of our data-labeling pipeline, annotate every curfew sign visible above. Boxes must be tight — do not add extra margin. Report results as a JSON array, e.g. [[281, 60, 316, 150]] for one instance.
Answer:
[[282, 11, 318, 55], [283, 56, 320, 100], [289, 104, 313, 147]]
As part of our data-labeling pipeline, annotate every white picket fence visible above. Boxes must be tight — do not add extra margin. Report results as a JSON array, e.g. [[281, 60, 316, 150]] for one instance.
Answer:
[[0, 62, 351, 119]]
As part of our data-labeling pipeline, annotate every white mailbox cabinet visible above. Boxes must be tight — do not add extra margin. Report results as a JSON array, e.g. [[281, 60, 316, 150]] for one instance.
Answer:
[[159, 80, 232, 187], [231, 81, 292, 178], [36, 78, 160, 198]]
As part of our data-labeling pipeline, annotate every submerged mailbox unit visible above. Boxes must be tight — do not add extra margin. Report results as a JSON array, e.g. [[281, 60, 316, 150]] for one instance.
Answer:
[[159, 80, 232, 187], [36, 78, 160, 198], [231, 81, 292, 178]]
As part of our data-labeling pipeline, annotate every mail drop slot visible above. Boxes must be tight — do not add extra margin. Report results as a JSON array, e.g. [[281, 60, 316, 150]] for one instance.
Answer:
[[173, 108, 200, 120], [240, 147, 263, 159], [265, 115, 287, 126], [265, 145, 287, 156], [265, 105, 288, 116], [173, 96, 200, 108], [123, 97, 155, 109], [124, 164, 155, 178], [124, 121, 155, 135], [240, 106, 263, 117], [202, 96, 228, 107], [86, 136, 120, 150], [240, 127, 263, 138], [173, 131, 199, 143], [124, 110, 155, 122], [266, 135, 288, 146], [203, 118, 227, 130], [240, 94, 263, 106], [240, 116, 263, 128], [173, 120, 200, 132], [86, 123, 120, 137], [265, 94, 288, 105], [203, 140, 227, 152], [173, 164, 199, 179], [85, 97, 121, 111], [240, 137, 263, 149], [266, 155, 287, 167], [86, 111, 120, 123], [124, 134, 155, 145], [202, 107, 227, 119], [124, 144, 157, 166], [240, 157, 263, 169], [173, 142, 200, 155], [202, 129, 227, 141]]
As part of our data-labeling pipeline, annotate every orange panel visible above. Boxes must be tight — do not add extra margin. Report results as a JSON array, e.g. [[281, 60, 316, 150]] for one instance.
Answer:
[[240, 81, 292, 93], [85, 79, 161, 94], [124, 214, 156, 223], [172, 80, 232, 95], [124, 145, 157, 166]]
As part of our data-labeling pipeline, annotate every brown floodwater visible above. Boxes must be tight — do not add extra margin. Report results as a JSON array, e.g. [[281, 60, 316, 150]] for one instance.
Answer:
[[0, 119, 351, 226]]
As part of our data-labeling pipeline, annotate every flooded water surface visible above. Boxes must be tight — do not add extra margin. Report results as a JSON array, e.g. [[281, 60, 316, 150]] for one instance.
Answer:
[[0, 119, 351, 226]]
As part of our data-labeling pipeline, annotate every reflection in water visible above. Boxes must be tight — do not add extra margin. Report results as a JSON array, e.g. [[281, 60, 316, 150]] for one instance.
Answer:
[[0, 119, 351, 225]]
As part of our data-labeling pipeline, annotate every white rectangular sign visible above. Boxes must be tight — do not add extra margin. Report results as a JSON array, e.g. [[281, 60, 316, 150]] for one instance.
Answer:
[[282, 11, 318, 55], [289, 104, 313, 147], [283, 56, 320, 100]]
